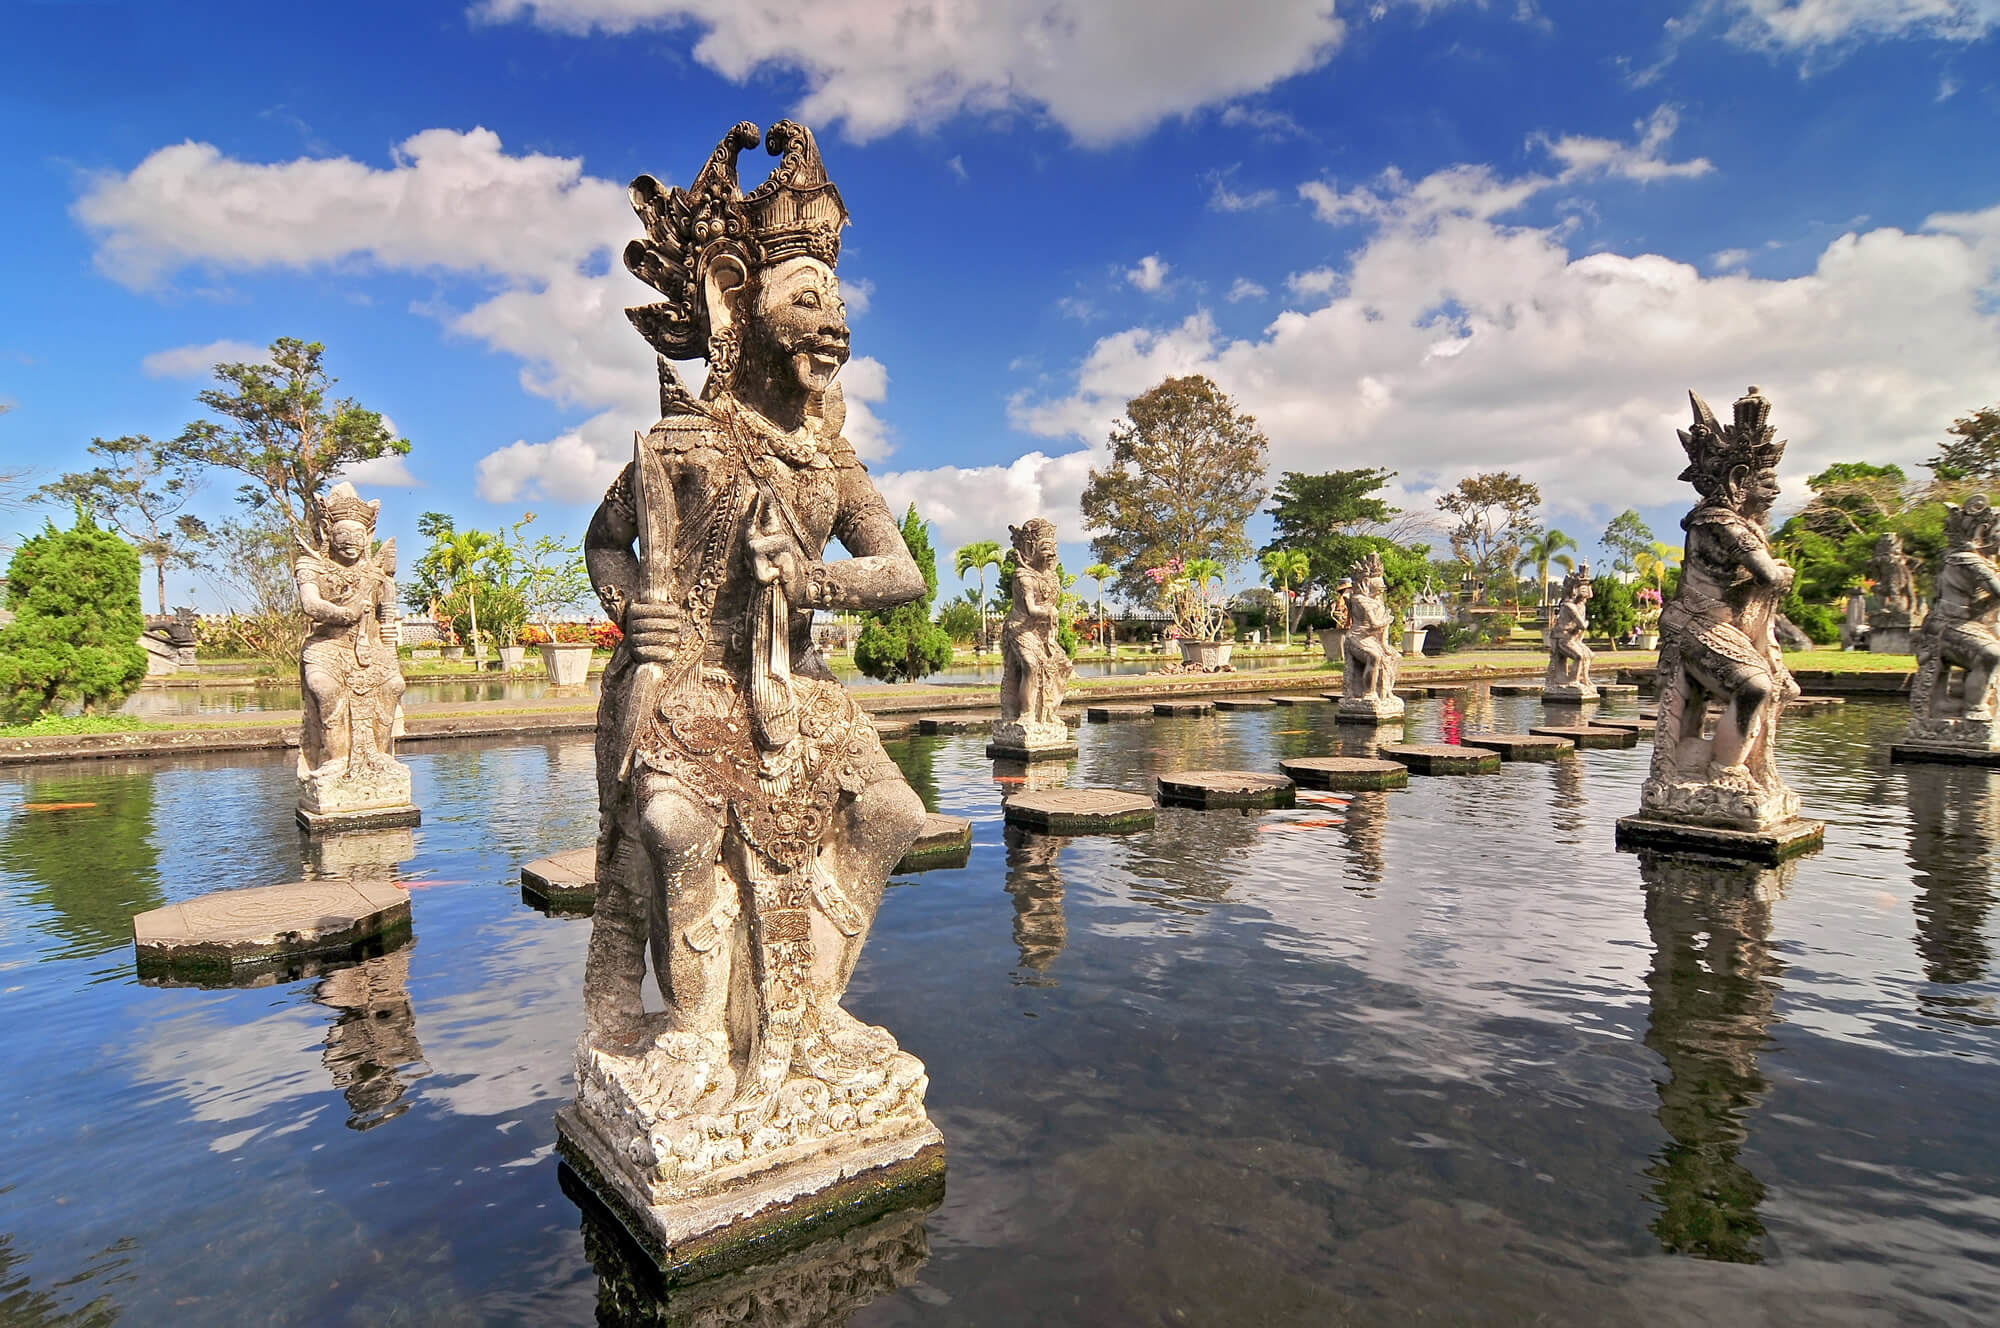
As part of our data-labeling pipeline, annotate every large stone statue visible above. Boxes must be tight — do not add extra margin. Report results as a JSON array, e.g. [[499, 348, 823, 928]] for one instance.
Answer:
[[294, 482, 417, 832], [1338, 550, 1404, 724], [1895, 494, 2000, 763], [1542, 563, 1598, 702], [560, 120, 942, 1261], [989, 517, 1075, 760], [1619, 388, 1821, 860], [1869, 531, 1919, 655]]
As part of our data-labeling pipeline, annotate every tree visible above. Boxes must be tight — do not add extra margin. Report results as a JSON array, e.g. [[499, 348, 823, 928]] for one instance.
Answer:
[[1600, 509, 1654, 576], [0, 508, 149, 723], [855, 505, 953, 683], [1587, 576, 1638, 643], [1926, 406, 2000, 482], [937, 597, 981, 644], [413, 514, 504, 655], [39, 434, 209, 614], [1260, 549, 1310, 646], [1635, 541, 1684, 593], [196, 511, 308, 668], [1262, 467, 1397, 602], [1082, 561, 1114, 650], [503, 513, 592, 643], [1436, 472, 1542, 597], [952, 539, 1004, 656], [1081, 374, 1269, 604], [1515, 529, 1579, 608], [181, 337, 409, 540]]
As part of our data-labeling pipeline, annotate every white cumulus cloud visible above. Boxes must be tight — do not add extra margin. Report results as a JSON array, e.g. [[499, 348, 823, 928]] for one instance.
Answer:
[[1227, 278, 1270, 303], [140, 339, 269, 379], [1721, 0, 2000, 50], [1126, 254, 1171, 292]]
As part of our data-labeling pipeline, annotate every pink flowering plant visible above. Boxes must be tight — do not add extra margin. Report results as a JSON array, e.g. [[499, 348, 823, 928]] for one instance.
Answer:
[[1635, 586, 1663, 632], [1145, 556, 1231, 642]]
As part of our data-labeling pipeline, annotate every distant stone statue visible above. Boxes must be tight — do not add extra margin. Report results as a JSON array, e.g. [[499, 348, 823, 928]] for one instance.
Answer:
[[989, 517, 1075, 759], [1542, 563, 1598, 701], [565, 119, 941, 1259], [1622, 388, 1819, 857], [1869, 531, 1918, 655], [1338, 551, 1404, 723], [294, 482, 416, 831], [1899, 495, 2000, 759]]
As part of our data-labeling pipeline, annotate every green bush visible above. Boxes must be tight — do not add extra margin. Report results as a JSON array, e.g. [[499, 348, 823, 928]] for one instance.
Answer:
[[0, 510, 150, 723], [1586, 578, 1638, 641], [1782, 591, 1842, 645], [937, 597, 980, 644], [853, 505, 953, 683]]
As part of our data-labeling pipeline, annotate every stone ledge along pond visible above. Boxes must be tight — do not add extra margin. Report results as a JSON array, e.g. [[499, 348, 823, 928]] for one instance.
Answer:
[[2, 690, 1996, 1325]]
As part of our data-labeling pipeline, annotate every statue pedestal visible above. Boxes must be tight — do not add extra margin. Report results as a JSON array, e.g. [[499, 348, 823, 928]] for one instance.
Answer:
[[296, 761, 421, 834], [986, 721, 1076, 762], [1615, 814, 1824, 865], [1869, 615, 1914, 656], [1336, 695, 1405, 725], [1892, 716, 2000, 766], [1541, 682, 1600, 703]]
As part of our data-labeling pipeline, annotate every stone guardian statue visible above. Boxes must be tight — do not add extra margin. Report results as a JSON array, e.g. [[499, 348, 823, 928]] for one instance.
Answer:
[[561, 121, 942, 1261], [1338, 550, 1404, 724], [1869, 531, 1919, 656], [988, 517, 1076, 760], [1542, 562, 1598, 702], [1894, 494, 2000, 764], [1619, 388, 1821, 860], [293, 482, 417, 832]]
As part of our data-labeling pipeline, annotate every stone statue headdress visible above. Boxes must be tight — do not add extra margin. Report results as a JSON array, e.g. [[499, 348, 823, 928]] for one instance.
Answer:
[[1009, 518, 1057, 551], [1560, 562, 1592, 600], [320, 481, 380, 533], [622, 120, 850, 387], [1944, 493, 1997, 550], [1676, 386, 1787, 500]]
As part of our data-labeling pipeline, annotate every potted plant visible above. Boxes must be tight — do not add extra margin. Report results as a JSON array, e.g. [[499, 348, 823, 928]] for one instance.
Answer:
[[507, 514, 595, 686], [1635, 586, 1663, 650], [1148, 556, 1234, 668]]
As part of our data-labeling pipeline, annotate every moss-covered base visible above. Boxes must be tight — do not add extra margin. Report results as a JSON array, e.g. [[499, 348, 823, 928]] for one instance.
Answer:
[[135, 915, 413, 987], [295, 804, 422, 834], [1615, 814, 1825, 865]]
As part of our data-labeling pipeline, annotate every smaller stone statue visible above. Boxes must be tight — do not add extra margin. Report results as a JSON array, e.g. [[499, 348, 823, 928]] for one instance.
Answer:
[[989, 518, 1076, 760], [1869, 531, 1919, 655], [1338, 550, 1404, 723], [1897, 494, 2000, 761], [1620, 387, 1820, 859], [1542, 562, 1598, 702], [294, 482, 417, 831]]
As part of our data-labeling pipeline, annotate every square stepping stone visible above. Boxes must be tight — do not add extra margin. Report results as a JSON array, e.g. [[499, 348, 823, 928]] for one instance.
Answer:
[[1458, 732, 1574, 760], [918, 715, 992, 734], [1615, 814, 1825, 865], [133, 878, 411, 981], [1489, 682, 1542, 696], [895, 814, 973, 871], [1586, 717, 1650, 736], [1212, 697, 1277, 711], [1003, 789, 1156, 834], [1277, 756, 1409, 791], [1153, 700, 1214, 716], [1379, 742, 1502, 775], [1269, 694, 1331, 705], [1086, 704, 1153, 722], [1597, 683, 1639, 697], [522, 847, 597, 913], [1529, 724, 1639, 749], [1156, 770, 1296, 809]]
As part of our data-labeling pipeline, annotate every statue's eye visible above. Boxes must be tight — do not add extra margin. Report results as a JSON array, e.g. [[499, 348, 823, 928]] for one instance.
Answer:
[[796, 290, 820, 308]]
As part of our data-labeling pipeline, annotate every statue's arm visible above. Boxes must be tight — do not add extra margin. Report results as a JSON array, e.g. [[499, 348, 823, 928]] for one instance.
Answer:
[[1016, 568, 1056, 620], [297, 572, 360, 626], [585, 464, 641, 625], [822, 468, 923, 610]]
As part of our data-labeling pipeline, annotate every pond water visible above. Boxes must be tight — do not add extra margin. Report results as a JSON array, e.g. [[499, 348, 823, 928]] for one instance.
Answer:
[[119, 652, 1317, 717], [3, 693, 1996, 1325]]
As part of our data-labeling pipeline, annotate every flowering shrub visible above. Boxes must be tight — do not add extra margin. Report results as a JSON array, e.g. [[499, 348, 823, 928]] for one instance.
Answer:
[[520, 621, 622, 648], [1635, 587, 1663, 632], [1144, 556, 1230, 642]]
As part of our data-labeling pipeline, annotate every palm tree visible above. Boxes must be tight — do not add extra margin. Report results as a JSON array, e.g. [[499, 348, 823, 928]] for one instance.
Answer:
[[1260, 549, 1310, 648], [434, 527, 503, 665], [1084, 561, 1113, 651], [952, 539, 1004, 656], [1635, 541, 1685, 593], [1516, 529, 1579, 609]]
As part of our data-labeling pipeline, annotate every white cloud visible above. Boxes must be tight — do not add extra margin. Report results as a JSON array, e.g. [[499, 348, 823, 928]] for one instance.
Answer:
[[339, 453, 422, 488], [1126, 254, 1171, 292], [1938, 72, 1961, 99], [1285, 267, 1340, 299], [1534, 106, 1714, 183], [1057, 296, 1098, 321], [1218, 103, 1307, 140], [1710, 247, 1753, 272], [140, 339, 269, 379], [946, 155, 969, 182], [1209, 176, 1278, 212], [475, 411, 629, 504], [876, 448, 1100, 556], [841, 275, 874, 317], [475, 0, 1350, 145], [1720, 0, 2000, 51], [1227, 278, 1269, 303]]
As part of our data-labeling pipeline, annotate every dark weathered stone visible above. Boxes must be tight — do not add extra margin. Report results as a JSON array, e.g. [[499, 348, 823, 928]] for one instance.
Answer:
[[895, 814, 973, 871], [1890, 743, 2000, 767], [1156, 770, 1296, 809], [1152, 700, 1214, 717], [1615, 814, 1825, 864], [1212, 697, 1277, 711], [1277, 756, 1409, 790], [1531, 724, 1639, 749], [1458, 732, 1574, 761], [522, 847, 597, 912], [1004, 788, 1156, 833], [133, 878, 411, 980], [1379, 742, 1502, 775], [1086, 704, 1154, 722], [295, 803, 422, 833], [1489, 682, 1542, 696], [985, 740, 1077, 761]]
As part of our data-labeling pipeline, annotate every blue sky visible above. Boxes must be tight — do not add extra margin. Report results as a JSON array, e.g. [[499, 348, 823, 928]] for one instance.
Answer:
[[3, 0, 1998, 610]]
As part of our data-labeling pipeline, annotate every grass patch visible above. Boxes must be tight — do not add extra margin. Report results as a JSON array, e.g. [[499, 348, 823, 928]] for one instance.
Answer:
[[0, 713, 157, 739], [1781, 648, 1918, 672]]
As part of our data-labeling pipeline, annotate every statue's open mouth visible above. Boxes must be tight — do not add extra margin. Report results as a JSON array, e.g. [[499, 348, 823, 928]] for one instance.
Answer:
[[801, 341, 848, 379]]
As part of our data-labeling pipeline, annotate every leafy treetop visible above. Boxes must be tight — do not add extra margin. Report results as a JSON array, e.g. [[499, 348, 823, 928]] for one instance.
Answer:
[[1436, 471, 1542, 585], [1926, 406, 2000, 482], [39, 434, 209, 615], [0, 509, 150, 722]]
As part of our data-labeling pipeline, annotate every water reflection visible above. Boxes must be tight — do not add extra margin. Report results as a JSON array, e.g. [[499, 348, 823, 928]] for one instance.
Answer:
[[1338, 790, 1389, 885], [314, 948, 429, 1130], [562, 1164, 935, 1326], [884, 734, 943, 812], [1636, 849, 1789, 1264], [0, 773, 162, 957], [1905, 765, 2000, 1021], [0, 1226, 122, 1327], [1003, 824, 1068, 982]]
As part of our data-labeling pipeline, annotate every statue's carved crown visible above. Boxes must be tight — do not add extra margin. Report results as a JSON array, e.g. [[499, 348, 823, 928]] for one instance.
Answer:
[[1944, 493, 1996, 548], [1348, 550, 1385, 584], [623, 120, 850, 362], [1561, 562, 1592, 598], [1676, 385, 1786, 498], [320, 481, 380, 532]]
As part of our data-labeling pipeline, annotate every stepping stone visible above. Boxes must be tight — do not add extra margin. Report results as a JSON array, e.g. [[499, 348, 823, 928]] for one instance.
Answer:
[[1587, 717, 1649, 735], [1269, 694, 1331, 705], [1086, 704, 1153, 722], [1004, 789, 1156, 834], [1212, 697, 1277, 711], [1278, 756, 1410, 791], [1392, 688, 1426, 701], [1597, 683, 1639, 697], [896, 814, 973, 872], [1616, 814, 1825, 865], [918, 715, 992, 734], [1530, 724, 1639, 749], [1459, 732, 1574, 761], [1791, 695, 1846, 710], [1379, 742, 1502, 775], [1153, 700, 1214, 716], [1157, 770, 1296, 809], [522, 847, 597, 912], [1490, 682, 1543, 696], [133, 878, 411, 981], [871, 717, 917, 737]]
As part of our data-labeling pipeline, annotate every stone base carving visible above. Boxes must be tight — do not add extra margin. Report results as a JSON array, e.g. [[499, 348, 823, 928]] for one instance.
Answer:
[[986, 719, 1076, 761], [1639, 764, 1801, 831], [558, 1026, 943, 1260], [1336, 695, 1405, 724], [1893, 715, 2000, 765], [296, 760, 420, 833], [1541, 682, 1600, 703]]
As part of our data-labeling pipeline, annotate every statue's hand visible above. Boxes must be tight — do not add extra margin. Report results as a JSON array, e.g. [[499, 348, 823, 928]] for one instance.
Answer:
[[1773, 559, 1796, 594], [624, 601, 682, 665], [748, 528, 809, 602]]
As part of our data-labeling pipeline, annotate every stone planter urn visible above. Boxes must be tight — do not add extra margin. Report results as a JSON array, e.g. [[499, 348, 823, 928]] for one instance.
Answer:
[[440, 646, 463, 662], [1317, 627, 1345, 664], [1636, 631, 1659, 651], [498, 644, 526, 671], [1178, 639, 1233, 669], [540, 641, 593, 686], [412, 648, 440, 662], [1402, 627, 1424, 656]]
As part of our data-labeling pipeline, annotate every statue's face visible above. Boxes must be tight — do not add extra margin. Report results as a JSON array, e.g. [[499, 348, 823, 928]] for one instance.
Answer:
[[328, 520, 369, 565], [745, 256, 849, 396], [1015, 528, 1057, 568], [1729, 463, 1781, 518]]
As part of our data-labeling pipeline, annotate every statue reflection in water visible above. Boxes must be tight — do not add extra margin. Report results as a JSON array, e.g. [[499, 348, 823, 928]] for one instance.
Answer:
[[1637, 848, 1790, 1263], [1337, 790, 1389, 886], [1904, 766, 2000, 1021], [562, 1162, 936, 1326], [313, 947, 428, 1130], [1003, 823, 1068, 982]]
